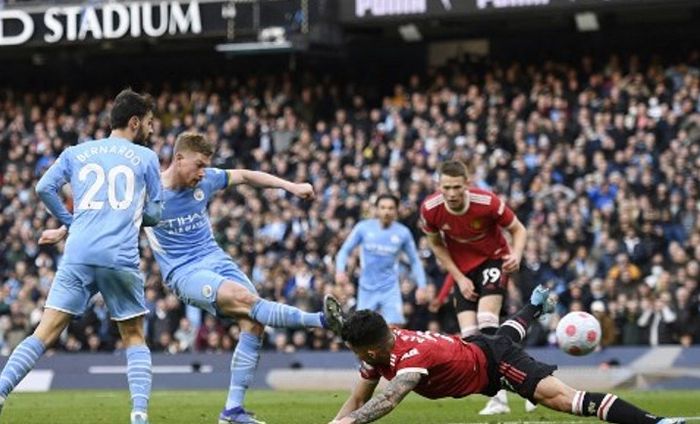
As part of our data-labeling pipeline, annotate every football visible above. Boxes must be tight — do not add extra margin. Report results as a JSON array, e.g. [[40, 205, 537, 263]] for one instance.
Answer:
[[556, 312, 602, 356]]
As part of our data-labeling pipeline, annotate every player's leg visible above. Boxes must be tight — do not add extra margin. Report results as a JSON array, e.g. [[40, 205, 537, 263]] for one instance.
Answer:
[[472, 261, 511, 415], [0, 264, 88, 411], [219, 318, 265, 424], [116, 316, 151, 424], [474, 260, 509, 336], [376, 284, 406, 328], [0, 309, 72, 407], [477, 294, 511, 415], [170, 264, 326, 331], [216, 263, 326, 330], [96, 267, 151, 424], [533, 376, 684, 423], [497, 284, 554, 344], [489, 284, 554, 414], [453, 292, 479, 338]]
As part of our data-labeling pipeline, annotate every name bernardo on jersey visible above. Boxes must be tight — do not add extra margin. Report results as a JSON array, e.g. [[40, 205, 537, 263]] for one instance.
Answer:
[[75, 144, 144, 166]]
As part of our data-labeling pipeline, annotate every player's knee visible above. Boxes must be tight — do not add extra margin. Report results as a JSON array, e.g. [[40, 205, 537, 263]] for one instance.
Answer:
[[534, 377, 576, 413], [240, 320, 264, 336], [33, 309, 72, 346], [117, 320, 146, 347], [218, 282, 258, 315]]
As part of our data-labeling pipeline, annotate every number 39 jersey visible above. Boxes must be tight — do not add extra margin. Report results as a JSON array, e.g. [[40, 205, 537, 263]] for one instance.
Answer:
[[359, 329, 490, 399], [38, 137, 162, 269]]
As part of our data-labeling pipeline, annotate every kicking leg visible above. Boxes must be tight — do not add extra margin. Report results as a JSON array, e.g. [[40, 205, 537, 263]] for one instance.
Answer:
[[219, 318, 265, 424], [216, 281, 325, 329], [533, 376, 683, 423]]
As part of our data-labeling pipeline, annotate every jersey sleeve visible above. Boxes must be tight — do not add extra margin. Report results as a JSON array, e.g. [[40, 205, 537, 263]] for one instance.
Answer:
[[35, 148, 74, 227], [142, 152, 163, 227], [491, 193, 515, 227], [336, 222, 364, 273], [401, 227, 427, 288], [203, 168, 228, 197], [419, 202, 439, 235], [359, 361, 381, 381]]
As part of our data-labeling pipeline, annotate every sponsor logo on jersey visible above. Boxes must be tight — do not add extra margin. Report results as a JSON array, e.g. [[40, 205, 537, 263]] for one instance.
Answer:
[[400, 348, 420, 361]]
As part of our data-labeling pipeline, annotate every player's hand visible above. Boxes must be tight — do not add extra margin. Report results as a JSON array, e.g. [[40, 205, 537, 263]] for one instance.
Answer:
[[455, 275, 478, 301], [335, 272, 349, 285], [291, 182, 315, 200], [39, 226, 68, 245], [415, 287, 428, 305], [502, 252, 522, 273]]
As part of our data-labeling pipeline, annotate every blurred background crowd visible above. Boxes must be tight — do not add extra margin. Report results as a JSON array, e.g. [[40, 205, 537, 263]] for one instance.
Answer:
[[1, 50, 700, 354]]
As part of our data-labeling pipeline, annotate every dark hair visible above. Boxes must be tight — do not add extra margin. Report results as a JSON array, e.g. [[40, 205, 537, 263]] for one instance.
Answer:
[[110, 89, 154, 129], [174, 132, 215, 157], [439, 160, 469, 178], [341, 310, 391, 348], [375, 193, 399, 207]]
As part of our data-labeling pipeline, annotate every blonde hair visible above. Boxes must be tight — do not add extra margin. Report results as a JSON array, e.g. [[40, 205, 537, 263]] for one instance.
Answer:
[[174, 132, 214, 157]]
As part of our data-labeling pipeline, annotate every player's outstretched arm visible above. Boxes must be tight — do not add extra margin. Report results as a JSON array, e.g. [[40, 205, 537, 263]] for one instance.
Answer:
[[225, 169, 314, 199], [332, 378, 378, 422], [332, 372, 422, 424]]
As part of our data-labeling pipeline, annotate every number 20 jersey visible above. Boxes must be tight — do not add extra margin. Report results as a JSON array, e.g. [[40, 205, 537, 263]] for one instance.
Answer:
[[39, 137, 161, 269], [359, 329, 490, 399]]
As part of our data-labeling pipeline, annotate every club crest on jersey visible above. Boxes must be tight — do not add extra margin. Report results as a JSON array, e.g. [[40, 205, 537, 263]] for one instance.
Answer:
[[202, 284, 213, 298], [193, 188, 205, 201], [471, 219, 483, 230], [391, 235, 401, 244], [441, 223, 451, 231]]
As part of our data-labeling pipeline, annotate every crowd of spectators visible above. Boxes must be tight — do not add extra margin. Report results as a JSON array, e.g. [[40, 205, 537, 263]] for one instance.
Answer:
[[1, 50, 700, 355]]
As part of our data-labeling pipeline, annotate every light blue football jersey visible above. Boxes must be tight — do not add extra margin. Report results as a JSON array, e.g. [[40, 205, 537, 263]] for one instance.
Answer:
[[36, 137, 162, 269], [336, 219, 427, 291], [144, 168, 229, 280]]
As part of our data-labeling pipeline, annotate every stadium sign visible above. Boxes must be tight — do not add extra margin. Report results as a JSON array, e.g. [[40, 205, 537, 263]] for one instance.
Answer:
[[344, 0, 689, 22], [0, 1, 203, 46]]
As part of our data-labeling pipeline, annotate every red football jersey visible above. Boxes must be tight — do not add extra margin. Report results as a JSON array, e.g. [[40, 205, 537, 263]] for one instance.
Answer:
[[359, 329, 489, 399], [419, 188, 515, 274]]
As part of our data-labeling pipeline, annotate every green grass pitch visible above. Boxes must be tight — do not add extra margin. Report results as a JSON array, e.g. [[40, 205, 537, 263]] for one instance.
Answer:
[[1, 390, 698, 423]]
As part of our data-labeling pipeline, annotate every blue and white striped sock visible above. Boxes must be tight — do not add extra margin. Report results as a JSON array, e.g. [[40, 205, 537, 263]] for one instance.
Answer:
[[250, 299, 323, 329], [225, 332, 262, 410], [0, 335, 45, 398], [126, 345, 152, 414]]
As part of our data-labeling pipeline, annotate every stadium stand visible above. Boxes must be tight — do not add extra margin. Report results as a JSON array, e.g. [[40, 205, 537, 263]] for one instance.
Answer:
[[1, 50, 699, 355]]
